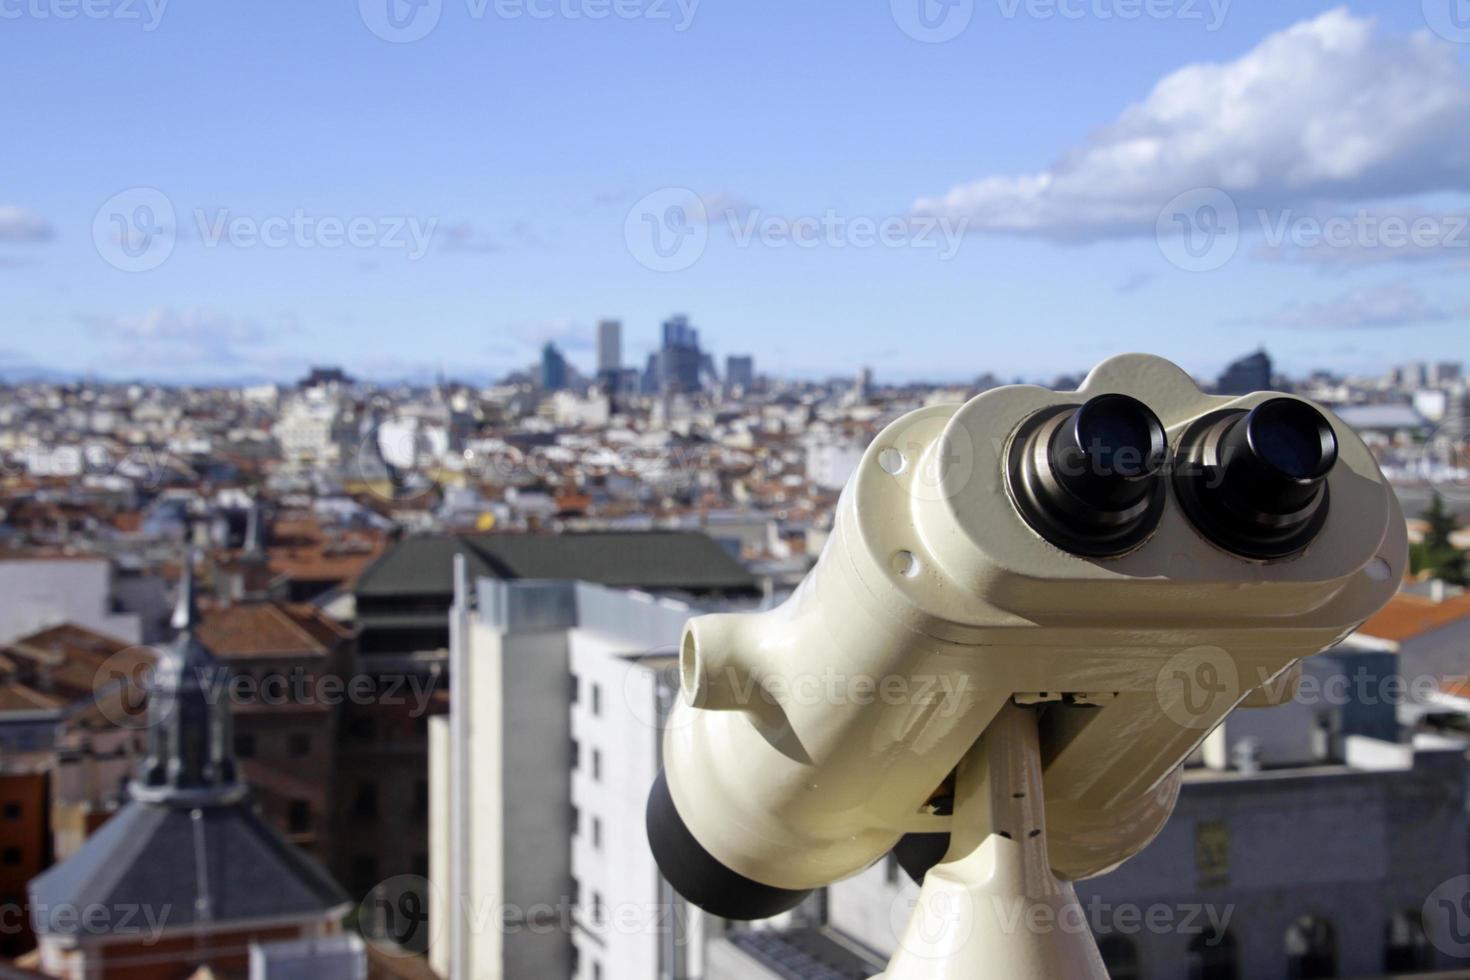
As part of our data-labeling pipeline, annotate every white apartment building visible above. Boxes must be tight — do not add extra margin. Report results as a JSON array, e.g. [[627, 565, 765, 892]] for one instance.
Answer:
[[272, 390, 357, 466], [431, 570, 734, 980], [0, 559, 143, 645]]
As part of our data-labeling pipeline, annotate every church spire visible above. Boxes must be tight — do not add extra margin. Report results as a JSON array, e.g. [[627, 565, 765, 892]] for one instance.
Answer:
[[131, 552, 247, 807]]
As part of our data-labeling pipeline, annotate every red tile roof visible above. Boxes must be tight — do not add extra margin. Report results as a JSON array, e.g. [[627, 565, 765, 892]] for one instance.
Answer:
[[1357, 590, 1470, 644], [198, 603, 350, 659]]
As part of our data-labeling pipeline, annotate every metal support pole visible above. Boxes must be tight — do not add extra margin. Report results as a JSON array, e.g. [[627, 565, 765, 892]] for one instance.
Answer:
[[877, 701, 1108, 980]]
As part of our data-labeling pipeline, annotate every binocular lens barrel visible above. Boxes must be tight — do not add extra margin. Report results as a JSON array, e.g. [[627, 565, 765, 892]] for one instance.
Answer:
[[1173, 397, 1338, 559], [1009, 393, 1168, 557]]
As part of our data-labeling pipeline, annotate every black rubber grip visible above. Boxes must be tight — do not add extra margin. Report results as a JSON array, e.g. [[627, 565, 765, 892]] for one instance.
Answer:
[[646, 770, 812, 920]]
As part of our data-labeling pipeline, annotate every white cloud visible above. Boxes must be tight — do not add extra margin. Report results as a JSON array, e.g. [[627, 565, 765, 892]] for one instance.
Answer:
[[78, 307, 293, 371], [914, 9, 1470, 240], [700, 192, 754, 224], [1253, 283, 1458, 329], [0, 205, 54, 244]]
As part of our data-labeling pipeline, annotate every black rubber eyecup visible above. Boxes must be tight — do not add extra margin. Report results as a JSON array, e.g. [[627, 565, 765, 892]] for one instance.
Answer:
[[1172, 400, 1337, 561], [646, 771, 812, 920], [1007, 394, 1168, 558]]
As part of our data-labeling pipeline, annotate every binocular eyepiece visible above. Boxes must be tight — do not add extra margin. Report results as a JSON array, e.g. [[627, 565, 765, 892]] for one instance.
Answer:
[[1008, 393, 1168, 557], [1172, 397, 1339, 560], [1010, 393, 1339, 560]]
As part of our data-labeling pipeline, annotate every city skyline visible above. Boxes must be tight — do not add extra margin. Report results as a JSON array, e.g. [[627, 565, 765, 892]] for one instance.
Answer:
[[3, 3, 1469, 384]]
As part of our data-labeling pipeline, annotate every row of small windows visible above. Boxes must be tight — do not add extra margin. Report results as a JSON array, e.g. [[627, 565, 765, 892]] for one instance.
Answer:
[[1098, 913, 1434, 980]]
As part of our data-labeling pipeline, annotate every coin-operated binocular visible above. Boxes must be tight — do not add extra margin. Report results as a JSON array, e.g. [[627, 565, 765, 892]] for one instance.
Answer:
[[646, 354, 1405, 978]]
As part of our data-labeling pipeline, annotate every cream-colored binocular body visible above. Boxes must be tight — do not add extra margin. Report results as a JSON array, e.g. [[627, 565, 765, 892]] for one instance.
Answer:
[[660, 354, 1405, 897]]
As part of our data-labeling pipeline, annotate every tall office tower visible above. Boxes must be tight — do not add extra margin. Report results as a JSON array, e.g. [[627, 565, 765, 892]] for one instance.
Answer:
[[597, 319, 622, 375], [658, 314, 703, 393], [855, 366, 874, 400], [1430, 361, 1463, 389], [726, 355, 755, 389], [1391, 362, 1430, 390], [541, 342, 569, 392], [662, 314, 693, 349], [1216, 348, 1273, 396]]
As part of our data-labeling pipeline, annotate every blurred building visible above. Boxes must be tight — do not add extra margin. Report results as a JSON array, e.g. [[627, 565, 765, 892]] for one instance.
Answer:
[[431, 575, 742, 980], [725, 355, 755, 390], [198, 601, 353, 867], [0, 561, 142, 647], [542, 343, 569, 393], [25, 569, 354, 979], [597, 319, 623, 385], [1216, 349, 1273, 396], [0, 767, 48, 959], [0, 625, 153, 874], [354, 531, 757, 964], [657, 316, 704, 394]]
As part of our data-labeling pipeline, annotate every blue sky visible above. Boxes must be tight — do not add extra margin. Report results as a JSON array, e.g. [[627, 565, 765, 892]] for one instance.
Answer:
[[2, 0, 1468, 383]]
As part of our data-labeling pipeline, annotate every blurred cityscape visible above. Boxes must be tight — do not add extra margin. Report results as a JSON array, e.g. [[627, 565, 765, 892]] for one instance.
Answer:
[[1, 319, 1469, 979]]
